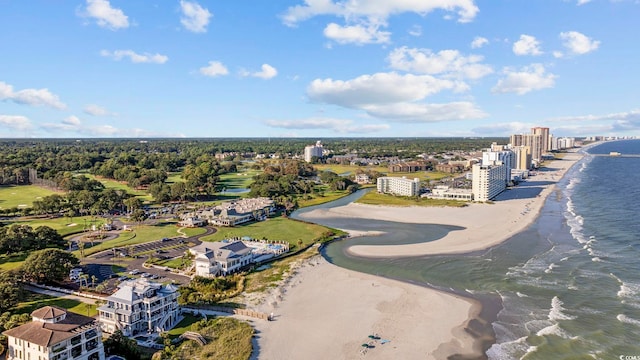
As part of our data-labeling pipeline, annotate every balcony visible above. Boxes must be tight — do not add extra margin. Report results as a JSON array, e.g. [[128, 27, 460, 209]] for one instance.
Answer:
[[86, 339, 98, 352], [71, 345, 82, 358], [52, 343, 67, 354], [84, 329, 98, 340], [70, 335, 82, 346]]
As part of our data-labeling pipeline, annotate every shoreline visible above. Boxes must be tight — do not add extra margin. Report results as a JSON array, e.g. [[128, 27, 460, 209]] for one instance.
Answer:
[[300, 151, 583, 258], [251, 151, 584, 359], [250, 255, 485, 360]]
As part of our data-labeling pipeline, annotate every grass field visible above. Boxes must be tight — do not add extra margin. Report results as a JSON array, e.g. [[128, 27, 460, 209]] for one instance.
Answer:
[[165, 172, 184, 184], [17, 292, 98, 317], [1, 215, 105, 236], [388, 171, 453, 182], [314, 164, 388, 175], [201, 216, 332, 248], [167, 313, 203, 339], [82, 174, 153, 202], [356, 191, 469, 207], [296, 189, 353, 208], [0, 185, 60, 210], [0, 253, 28, 271]]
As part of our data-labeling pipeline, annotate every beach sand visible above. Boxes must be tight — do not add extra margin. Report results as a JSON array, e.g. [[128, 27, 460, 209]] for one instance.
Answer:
[[252, 152, 583, 359], [301, 152, 583, 258], [251, 256, 481, 360]]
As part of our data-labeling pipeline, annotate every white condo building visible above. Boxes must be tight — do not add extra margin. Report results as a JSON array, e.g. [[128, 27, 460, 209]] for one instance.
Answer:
[[377, 176, 421, 197], [3, 306, 105, 360], [98, 278, 180, 337], [472, 162, 507, 201], [482, 146, 514, 181], [304, 141, 324, 162]]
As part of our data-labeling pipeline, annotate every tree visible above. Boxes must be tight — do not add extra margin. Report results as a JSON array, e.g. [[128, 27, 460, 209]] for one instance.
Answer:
[[21, 249, 79, 284], [103, 330, 142, 360], [0, 272, 24, 313]]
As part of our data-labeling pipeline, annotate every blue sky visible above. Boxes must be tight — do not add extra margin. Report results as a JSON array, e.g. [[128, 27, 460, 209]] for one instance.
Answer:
[[1, 0, 639, 138]]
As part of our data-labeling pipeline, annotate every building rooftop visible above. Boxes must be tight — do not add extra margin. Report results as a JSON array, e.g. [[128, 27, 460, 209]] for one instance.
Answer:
[[3, 306, 96, 347]]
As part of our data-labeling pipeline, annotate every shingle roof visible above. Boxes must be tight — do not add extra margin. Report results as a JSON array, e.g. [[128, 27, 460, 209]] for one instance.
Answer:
[[3, 307, 96, 347], [31, 305, 67, 320]]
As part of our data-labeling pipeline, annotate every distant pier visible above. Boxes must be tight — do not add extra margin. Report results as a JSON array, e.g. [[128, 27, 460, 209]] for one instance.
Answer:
[[591, 153, 640, 158]]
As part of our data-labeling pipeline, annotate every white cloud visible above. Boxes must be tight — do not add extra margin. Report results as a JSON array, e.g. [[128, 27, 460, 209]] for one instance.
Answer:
[[513, 34, 543, 56], [282, 0, 480, 26], [0, 115, 33, 131], [471, 36, 488, 49], [559, 31, 600, 55], [241, 64, 278, 79], [307, 72, 486, 123], [323, 22, 390, 45], [387, 47, 493, 80], [199, 61, 229, 77], [264, 117, 390, 134], [80, 0, 129, 30], [408, 25, 422, 37], [307, 72, 458, 108], [180, 0, 212, 33], [0, 81, 66, 109], [84, 104, 114, 116], [492, 64, 556, 95], [100, 50, 168, 64], [576, 0, 592, 5], [41, 116, 185, 137], [363, 101, 488, 122]]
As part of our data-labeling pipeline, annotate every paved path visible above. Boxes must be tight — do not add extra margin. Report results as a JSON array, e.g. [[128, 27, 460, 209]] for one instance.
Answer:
[[23, 284, 103, 305]]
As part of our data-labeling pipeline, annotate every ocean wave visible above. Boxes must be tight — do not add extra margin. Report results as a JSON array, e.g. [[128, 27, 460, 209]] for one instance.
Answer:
[[544, 263, 558, 274], [617, 314, 640, 327], [549, 296, 576, 321], [486, 335, 529, 360], [591, 257, 603, 262], [536, 323, 571, 338], [516, 292, 529, 298]]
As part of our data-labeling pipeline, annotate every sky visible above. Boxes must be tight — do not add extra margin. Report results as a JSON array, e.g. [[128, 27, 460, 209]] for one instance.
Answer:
[[1, 0, 639, 139]]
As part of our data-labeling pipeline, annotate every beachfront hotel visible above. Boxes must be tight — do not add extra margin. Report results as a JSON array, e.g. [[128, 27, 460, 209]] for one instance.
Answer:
[[472, 162, 507, 201], [304, 140, 324, 162], [377, 176, 421, 197], [3, 306, 105, 360], [98, 278, 180, 337]]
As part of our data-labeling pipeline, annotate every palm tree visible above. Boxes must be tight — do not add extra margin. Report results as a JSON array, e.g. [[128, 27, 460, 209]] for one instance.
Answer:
[[91, 275, 98, 288]]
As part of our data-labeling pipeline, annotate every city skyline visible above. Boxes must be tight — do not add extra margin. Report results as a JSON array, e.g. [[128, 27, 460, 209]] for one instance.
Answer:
[[1, 0, 639, 139]]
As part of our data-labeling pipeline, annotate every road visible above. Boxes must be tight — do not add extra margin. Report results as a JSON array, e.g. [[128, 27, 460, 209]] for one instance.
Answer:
[[79, 225, 216, 290]]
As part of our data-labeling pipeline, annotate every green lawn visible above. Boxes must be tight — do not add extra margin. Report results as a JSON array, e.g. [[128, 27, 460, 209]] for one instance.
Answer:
[[356, 191, 469, 207], [387, 171, 453, 182], [217, 169, 261, 192], [0, 253, 28, 271], [0, 185, 60, 210], [296, 189, 353, 208], [167, 313, 204, 339], [201, 217, 332, 248], [82, 174, 153, 202], [313, 164, 387, 175], [165, 172, 184, 184], [17, 292, 98, 317], [3, 215, 104, 236]]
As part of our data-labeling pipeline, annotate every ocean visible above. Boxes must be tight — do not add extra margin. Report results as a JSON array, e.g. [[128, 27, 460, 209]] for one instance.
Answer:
[[294, 139, 640, 359]]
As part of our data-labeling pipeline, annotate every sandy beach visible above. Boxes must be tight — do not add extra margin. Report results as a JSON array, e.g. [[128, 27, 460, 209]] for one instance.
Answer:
[[252, 152, 583, 359], [300, 152, 583, 258], [251, 256, 482, 360]]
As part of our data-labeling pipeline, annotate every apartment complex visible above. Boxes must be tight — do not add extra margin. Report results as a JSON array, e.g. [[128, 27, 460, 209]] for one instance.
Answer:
[[98, 278, 180, 337], [304, 141, 324, 162], [3, 306, 105, 360], [472, 162, 507, 201], [510, 133, 543, 162], [377, 176, 421, 197], [531, 127, 551, 153]]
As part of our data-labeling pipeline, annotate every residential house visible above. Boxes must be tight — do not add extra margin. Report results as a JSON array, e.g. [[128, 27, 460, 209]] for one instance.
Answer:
[[3, 306, 105, 360], [98, 278, 180, 337]]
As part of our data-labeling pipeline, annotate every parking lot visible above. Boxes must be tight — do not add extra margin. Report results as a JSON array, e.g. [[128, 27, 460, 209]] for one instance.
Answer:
[[80, 227, 215, 288]]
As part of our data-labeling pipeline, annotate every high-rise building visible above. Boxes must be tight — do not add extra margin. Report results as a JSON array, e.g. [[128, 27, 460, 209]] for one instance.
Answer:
[[482, 144, 514, 181], [3, 306, 105, 360], [511, 145, 532, 170], [304, 141, 324, 162], [531, 127, 550, 153], [472, 162, 507, 201]]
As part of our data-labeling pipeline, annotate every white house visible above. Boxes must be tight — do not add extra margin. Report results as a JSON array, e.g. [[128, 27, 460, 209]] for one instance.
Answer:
[[98, 278, 180, 337], [3, 306, 105, 360], [191, 240, 254, 277]]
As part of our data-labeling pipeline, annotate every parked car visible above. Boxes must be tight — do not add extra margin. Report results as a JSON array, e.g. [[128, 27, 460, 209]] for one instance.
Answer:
[[128, 269, 140, 275]]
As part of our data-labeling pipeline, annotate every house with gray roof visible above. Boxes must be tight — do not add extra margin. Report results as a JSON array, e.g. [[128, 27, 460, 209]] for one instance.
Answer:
[[3, 306, 105, 360], [98, 278, 180, 337], [191, 240, 254, 277]]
